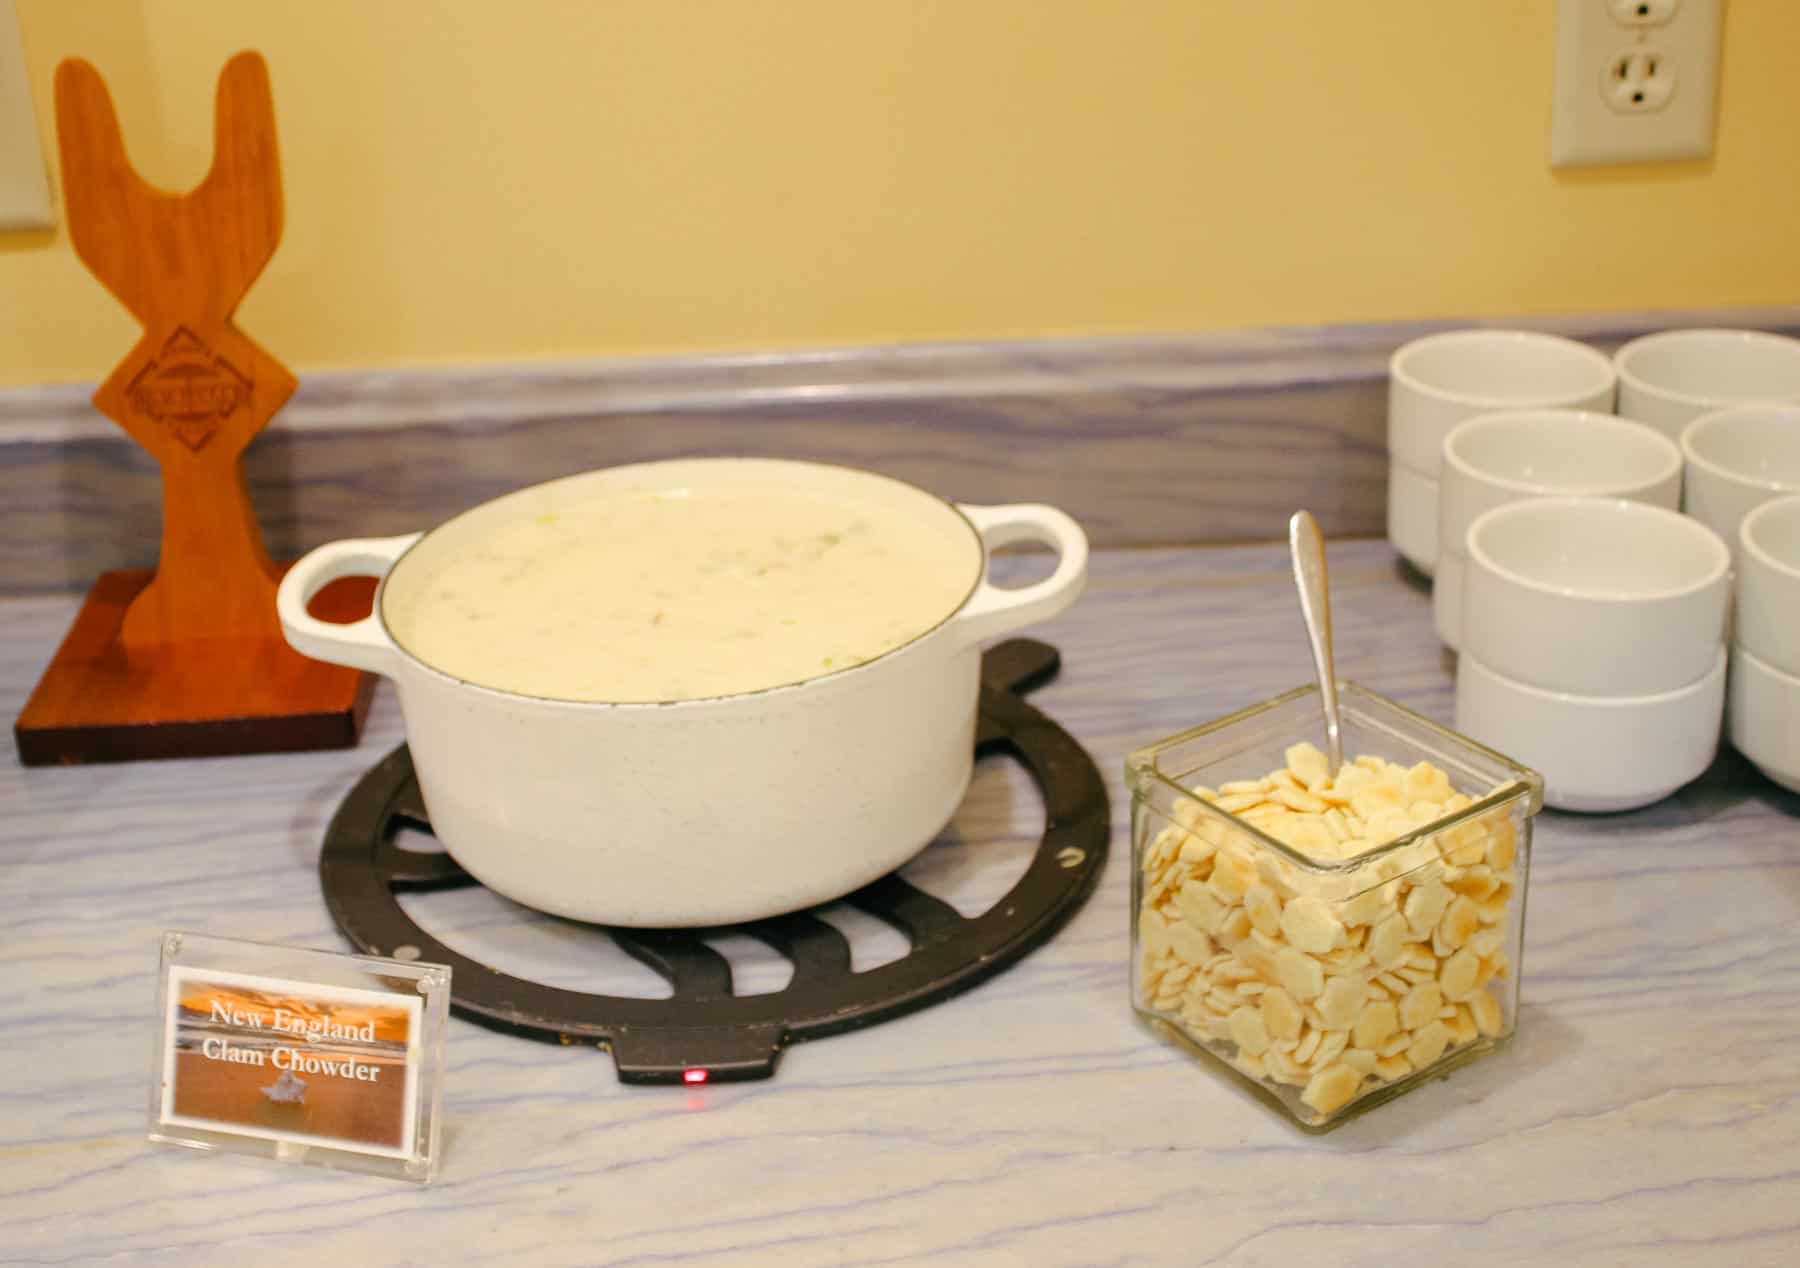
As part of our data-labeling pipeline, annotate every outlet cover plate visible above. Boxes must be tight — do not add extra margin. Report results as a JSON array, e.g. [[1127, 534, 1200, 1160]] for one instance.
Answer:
[[0, 1, 51, 230], [1551, 0, 1722, 167]]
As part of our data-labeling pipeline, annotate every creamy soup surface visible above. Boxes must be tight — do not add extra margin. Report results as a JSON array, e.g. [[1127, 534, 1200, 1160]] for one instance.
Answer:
[[386, 485, 979, 702]]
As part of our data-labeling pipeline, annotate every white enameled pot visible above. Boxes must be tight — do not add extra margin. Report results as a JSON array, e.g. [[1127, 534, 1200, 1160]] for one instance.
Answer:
[[277, 458, 1088, 927]]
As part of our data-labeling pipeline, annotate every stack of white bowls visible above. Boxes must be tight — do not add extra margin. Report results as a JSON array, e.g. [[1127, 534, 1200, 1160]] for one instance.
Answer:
[[1453, 497, 1731, 813], [1393, 324, 1800, 808], [1388, 331, 1616, 576], [1434, 411, 1682, 650], [1732, 494, 1800, 792], [1630, 330, 1800, 796]]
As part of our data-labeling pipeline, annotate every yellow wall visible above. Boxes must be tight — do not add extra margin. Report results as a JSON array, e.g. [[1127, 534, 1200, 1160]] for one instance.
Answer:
[[3, 0, 1798, 388]]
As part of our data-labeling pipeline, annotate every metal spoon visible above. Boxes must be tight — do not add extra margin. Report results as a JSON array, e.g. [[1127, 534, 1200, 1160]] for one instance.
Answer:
[[1288, 510, 1343, 776]]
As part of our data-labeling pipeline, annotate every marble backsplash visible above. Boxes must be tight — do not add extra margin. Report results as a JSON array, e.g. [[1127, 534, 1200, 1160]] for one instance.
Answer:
[[4, 306, 1797, 594]]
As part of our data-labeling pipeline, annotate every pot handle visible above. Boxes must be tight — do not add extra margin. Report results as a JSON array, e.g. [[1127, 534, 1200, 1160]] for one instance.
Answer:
[[948, 503, 1089, 648], [276, 533, 422, 675]]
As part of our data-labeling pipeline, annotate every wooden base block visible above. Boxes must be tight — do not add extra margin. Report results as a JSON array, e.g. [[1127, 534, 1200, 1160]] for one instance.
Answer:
[[14, 567, 376, 766]]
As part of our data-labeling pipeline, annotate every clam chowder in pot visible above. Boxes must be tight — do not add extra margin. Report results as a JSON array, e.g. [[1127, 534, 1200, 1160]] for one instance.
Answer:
[[383, 484, 980, 703]]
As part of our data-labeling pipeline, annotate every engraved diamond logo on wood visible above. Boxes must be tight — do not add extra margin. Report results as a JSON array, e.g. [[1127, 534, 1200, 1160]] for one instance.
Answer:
[[122, 326, 254, 451]]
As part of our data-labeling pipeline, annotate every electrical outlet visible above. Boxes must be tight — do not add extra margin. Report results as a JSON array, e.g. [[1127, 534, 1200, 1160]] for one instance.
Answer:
[[0, 0, 54, 230], [1605, 50, 1673, 112], [1551, 0, 1722, 167]]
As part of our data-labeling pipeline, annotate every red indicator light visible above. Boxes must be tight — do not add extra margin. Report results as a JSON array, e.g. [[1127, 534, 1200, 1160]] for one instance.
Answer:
[[682, 1068, 708, 1085]]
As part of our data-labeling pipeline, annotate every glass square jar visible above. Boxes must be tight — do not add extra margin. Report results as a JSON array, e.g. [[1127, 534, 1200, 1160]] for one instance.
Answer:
[[1126, 683, 1542, 1129]]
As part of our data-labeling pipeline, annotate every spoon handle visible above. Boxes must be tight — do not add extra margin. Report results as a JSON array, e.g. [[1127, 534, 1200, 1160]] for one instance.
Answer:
[[1289, 510, 1344, 775]]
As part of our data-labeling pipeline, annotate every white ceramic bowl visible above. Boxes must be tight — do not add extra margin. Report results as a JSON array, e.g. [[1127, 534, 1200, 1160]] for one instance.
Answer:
[[1388, 462, 1439, 577], [1434, 411, 1682, 650], [279, 458, 1088, 927], [1728, 645, 1800, 794], [1463, 497, 1729, 696], [1737, 494, 1800, 677], [1616, 328, 1800, 440], [1681, 404, 1800, 566], [1389, 330, 1617, 478], [1455, 648, 1726, 813]]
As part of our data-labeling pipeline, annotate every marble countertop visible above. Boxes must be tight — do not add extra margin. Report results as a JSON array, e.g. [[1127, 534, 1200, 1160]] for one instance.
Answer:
[[5, 540, 1798, 1267]]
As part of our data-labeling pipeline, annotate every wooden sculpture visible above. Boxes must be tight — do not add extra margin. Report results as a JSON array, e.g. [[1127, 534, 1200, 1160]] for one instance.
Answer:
[[13, 52, 371, 765]]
